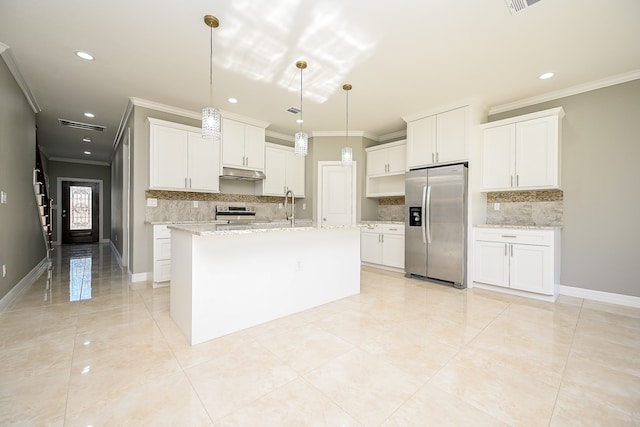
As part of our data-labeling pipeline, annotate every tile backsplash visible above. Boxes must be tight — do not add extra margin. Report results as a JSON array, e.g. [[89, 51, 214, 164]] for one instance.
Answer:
[[486, 190, 563, 227], [145, 190, 289, 223], [378, 197, 404, 222]]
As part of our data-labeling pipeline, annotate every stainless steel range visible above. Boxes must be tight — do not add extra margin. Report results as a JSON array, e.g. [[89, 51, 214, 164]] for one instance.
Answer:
[[215, 206, 256, 223]]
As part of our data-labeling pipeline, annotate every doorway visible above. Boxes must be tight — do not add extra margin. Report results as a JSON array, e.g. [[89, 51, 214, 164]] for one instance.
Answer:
[[317, 161, 357, 227], [61, 181, 100, 244]]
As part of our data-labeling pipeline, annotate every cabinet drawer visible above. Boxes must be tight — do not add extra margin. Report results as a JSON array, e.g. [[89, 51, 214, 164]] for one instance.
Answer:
[[474, 228, 553, 245], [154, 260, 171, 283], [155, 238, 172, 260], [361, 223, 382, 233], [154, 225, 171, 239], [382, 224, 404, 235]]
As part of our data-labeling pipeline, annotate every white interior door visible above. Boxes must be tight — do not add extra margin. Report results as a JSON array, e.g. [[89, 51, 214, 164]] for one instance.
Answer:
[[318, 162, 356, 227]]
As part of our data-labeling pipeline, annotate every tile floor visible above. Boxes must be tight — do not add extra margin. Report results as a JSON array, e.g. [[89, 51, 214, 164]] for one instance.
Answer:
[[1, 243, 639, 426]]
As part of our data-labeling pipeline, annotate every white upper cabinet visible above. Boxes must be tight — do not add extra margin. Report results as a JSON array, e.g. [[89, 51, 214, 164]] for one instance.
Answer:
[[148, 118, 219, 193], [365, 140, 406, 197], [261, 143, 305, 197], [480, 107, 564, 192], [406, 106, 468, 169], [221, 118, 266, 171]]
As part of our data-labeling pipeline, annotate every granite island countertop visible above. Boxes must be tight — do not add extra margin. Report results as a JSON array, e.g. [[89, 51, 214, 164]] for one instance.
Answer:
[[168, 221, 359, 236], [474, 224, 562, 230]]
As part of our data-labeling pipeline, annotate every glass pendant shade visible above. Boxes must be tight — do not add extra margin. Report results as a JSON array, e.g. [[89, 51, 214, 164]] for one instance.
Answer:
[[341, 146, 353, 166], [202, 107, 221, 140], [294, 131, 308, 156]]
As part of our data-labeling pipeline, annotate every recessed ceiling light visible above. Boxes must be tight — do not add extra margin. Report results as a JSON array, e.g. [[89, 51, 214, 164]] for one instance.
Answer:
[[228, 98, 238, 104], [84, 151, 91, 155], [75, 51, 94, 61], [296, 119, 304, 124], [83, 137, 91, 143], [84, 112, 95, 118], [538, 72, 555, 80]]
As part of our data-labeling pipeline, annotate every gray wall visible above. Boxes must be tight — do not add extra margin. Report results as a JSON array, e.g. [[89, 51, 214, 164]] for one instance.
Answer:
[[0, 58, 46, 301], [47, 160, 111, 242], [489, 79, 640, 297], [111, 136, 123, 256], [308, 134, 378, 223]]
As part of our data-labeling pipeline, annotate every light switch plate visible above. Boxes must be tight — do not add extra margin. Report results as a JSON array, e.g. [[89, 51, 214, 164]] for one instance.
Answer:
[[1, 191, 7, 204]]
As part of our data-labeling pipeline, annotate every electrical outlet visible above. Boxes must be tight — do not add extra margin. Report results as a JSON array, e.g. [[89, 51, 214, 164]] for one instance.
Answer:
[[302, 203, 306, 210], [494, 203, 500, 211], [2, 264, 6, 278], [1, 191, 7, 204], [193, 201, 199, 208], [146, 198, 158, 207], [278, 203, 283, 209]]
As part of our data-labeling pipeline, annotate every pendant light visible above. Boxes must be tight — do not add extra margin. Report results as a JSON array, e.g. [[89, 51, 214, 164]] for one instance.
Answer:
[[202, 15, 221, 140], [341, 84, 353, 166], [294, 60, 308, 156]]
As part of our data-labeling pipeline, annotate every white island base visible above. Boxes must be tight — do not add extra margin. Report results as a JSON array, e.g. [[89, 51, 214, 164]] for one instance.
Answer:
[[169, 225, 361, 345]]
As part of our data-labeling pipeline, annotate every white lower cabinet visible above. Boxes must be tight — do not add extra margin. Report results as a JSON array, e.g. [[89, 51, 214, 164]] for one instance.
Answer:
[[361, 223, 405, 269], [153, 225, 171, 287], [474, 227, 560, 296]]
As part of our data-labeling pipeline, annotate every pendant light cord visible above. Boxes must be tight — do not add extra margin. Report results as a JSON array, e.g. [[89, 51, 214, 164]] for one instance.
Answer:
[[209, 24, 213, 105], [299, 68, 303, 132], [345, 88, 349, 145]]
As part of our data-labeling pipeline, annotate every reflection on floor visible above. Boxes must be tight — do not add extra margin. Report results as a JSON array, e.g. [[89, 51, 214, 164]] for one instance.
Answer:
[[1, 243, 639, 426]]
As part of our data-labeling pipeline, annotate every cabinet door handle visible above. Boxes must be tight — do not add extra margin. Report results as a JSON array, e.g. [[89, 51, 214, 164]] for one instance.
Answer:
[[501, 235, 517, 238], [432, 153, 435, 163], [436, 152, 439, 163], [516, 174, 519, 187], [510, 244, 513, 257], [189, 178, 192, 188], [185, 177, 188, 188], [511, 176, 514, 187], [504, 243, 507, 257]]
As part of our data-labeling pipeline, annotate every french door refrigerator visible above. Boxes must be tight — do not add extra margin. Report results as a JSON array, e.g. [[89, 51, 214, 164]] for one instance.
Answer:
[[405, 163, 468, 288]]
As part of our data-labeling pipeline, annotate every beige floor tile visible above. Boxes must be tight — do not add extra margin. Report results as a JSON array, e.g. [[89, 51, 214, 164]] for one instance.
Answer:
[[304, 348, 423, 426], [313, 308, 395, 346], [65, 371, 212, 426], [581, 299, 640, 319], [217, 377, 362, 427], [185, 340, 298, 420], [430, 349, 560, 426], [360, 325, 460, 382], [382, 382, 510, 426], [259, 323, 356, 374]]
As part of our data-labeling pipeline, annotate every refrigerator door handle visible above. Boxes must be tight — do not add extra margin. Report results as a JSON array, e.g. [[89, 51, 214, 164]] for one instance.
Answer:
[[426, 185, 432, 244], [421, 186, 427, 244]]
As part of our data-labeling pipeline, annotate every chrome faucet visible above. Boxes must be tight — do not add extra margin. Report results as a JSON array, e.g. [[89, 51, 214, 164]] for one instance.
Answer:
[[284, 189, 295, 225]]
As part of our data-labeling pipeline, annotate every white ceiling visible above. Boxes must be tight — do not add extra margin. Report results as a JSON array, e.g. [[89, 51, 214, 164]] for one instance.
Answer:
[[1, 0, 639, 164]]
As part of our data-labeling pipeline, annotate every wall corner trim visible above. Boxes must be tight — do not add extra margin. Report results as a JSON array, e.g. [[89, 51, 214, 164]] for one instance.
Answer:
[[560, 285, 640, 308]]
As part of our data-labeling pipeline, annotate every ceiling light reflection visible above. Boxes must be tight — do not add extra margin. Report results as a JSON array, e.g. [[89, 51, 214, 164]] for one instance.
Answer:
[[217, 0, 375, 104]]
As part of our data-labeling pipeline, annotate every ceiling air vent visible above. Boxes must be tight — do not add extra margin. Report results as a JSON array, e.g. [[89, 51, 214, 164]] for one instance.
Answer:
[[58, 119, 106, 132], [286, 106, 301, 114], [505, 0, 542, 15]]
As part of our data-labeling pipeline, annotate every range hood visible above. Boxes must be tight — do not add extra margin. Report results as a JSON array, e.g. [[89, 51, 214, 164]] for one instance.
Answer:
[[220, 167, 266, 181]]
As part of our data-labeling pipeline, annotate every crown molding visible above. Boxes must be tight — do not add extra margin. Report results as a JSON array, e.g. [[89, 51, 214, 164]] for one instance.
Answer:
[[489, 69, 640, 115], [129, 97, 270, 128], [379, 129, 407, 142], [265, 130, 294, 142], [310, 130, 379, 140], [49, 156, 110, 166], [0, 42, 41, 113]]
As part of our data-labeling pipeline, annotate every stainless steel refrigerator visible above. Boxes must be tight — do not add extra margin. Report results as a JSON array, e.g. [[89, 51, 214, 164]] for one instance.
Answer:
[[405, 163, 467, 288]]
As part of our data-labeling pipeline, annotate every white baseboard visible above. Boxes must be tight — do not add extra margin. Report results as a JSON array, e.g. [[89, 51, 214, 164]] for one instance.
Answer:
[[361, 262, 405, 274], [110, 241, 123, 268], [560, 285, 640, 308], [0, 257, 50, 314], [473, 282, 558, 303], [130, 272, 149, 283]]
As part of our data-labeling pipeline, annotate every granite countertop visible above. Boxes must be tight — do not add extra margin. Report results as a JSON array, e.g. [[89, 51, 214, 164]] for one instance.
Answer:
[[360, 220, 405, 225], [168, 221, 360, 236], [146, 218, 313, 225], [474, 224, 561, 230]]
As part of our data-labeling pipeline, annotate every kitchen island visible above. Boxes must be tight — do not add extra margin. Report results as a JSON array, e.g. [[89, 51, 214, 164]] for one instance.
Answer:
[[168, 222, 361, 345]]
